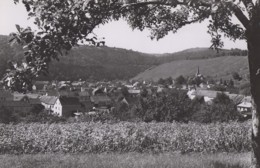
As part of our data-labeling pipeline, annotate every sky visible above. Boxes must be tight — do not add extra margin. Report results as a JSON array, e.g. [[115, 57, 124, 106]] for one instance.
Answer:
[[0, 0, 247, 54]]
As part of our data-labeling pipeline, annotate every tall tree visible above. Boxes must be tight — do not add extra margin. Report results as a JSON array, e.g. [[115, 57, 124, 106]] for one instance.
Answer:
[[5, 0, 260, 167]]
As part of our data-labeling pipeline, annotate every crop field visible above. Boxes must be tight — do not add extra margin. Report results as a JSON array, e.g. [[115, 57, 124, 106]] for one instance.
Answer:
[[0, 121, 251, 154]]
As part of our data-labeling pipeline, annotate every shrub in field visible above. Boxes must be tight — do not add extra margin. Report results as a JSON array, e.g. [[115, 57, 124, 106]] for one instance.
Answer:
[[0, 121, 251, 154]]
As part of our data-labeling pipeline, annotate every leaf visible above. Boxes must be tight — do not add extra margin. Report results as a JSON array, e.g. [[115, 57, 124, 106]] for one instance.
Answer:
[[34, 18, 41, 26], [25, 3, 31, 12], [22, 27, 32, 33], [28, 12, 35, 17], [15, 24, 21, 32]]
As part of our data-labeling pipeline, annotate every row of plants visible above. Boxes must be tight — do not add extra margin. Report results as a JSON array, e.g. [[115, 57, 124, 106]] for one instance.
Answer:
[[0, 121, 251, 154]]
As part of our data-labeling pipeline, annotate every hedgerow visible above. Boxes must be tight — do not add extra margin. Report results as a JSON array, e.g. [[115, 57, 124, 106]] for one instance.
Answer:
[[0, 121, 251, 154]]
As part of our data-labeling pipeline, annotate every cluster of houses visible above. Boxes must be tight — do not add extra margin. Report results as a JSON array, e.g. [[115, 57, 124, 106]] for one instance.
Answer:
[[187, 89, 252, 117], [0, 71, 253, 119], [0, 80, 130, 117]]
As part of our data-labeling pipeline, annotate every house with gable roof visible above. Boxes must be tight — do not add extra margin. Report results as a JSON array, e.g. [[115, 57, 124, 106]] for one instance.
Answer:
[[237, 96, 252, 117], [53, 97, 82, 117], [40, 95, 58, 112]]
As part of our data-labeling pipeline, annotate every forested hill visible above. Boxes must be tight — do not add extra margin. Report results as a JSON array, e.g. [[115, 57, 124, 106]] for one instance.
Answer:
[[0, 34, 247, 81], [47, 46, 159, 81], [155, 47, 247, 63], [0, 35, 158, 81]]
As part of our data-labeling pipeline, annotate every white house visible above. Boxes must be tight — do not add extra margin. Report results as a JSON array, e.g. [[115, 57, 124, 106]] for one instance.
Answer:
[[53, 97, 82, 117], [187, 89, 222, 103], [40, 95, 57, 112], [237, 96, 252, 117], [237, 102, 252, 113]]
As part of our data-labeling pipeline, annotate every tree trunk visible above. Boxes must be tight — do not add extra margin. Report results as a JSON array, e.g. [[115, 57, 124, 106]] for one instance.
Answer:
[[247, 17, 260, 168]]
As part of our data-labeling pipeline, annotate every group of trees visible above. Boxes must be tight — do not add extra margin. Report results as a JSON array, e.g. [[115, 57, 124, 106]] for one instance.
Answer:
[[112, 89, 241, 123], [157, 75, 189, 87], [157, 77, 173, 86]]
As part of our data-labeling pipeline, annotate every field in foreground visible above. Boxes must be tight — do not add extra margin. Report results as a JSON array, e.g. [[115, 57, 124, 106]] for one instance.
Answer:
[[0, 152, 250, 168], [0, 122, 251, 154]]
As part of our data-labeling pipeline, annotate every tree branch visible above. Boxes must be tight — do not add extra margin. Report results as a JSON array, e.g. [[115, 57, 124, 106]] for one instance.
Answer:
[[232, 5, 250, 29], [120, 0, 177, 8], [241, 0, 254, 17], [120, 0, 214, 8]]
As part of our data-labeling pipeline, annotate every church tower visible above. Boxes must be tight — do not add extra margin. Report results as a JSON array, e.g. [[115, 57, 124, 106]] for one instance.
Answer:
[[196, 66, 201, 77]]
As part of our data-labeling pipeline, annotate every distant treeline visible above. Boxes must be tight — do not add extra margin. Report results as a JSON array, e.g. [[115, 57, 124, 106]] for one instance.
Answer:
[[158, 48, 248, 63]]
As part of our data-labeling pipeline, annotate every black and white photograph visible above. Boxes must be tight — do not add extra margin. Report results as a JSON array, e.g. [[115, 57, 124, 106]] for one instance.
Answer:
[[0, 0, 259, 167]]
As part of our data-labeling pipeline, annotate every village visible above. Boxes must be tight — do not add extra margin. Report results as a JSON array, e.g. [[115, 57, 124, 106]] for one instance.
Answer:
[[0, 67, 252, 120]]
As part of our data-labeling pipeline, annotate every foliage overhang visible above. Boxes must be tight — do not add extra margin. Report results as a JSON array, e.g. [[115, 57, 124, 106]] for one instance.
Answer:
[[4, 0, 252, 92]]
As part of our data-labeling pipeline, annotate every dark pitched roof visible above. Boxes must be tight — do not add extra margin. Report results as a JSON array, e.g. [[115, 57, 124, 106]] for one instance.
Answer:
[[59, 97, 81, 106]]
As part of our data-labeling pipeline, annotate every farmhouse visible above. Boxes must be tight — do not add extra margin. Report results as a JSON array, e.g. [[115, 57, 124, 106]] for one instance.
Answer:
[[237, 102, 252, 116], [40, 95, 57, 112], [187, 89, 220, 103], [237, 96, 252, 117], [53, 97, 82, 117]]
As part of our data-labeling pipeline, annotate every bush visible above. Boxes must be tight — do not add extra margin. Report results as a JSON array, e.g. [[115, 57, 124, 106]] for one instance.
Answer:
[[0, 121, 251, 154], [190, 93, 240, 123]]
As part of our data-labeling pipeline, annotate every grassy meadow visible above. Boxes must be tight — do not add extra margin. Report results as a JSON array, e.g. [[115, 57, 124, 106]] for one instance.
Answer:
[[0, 152, 250, 168]]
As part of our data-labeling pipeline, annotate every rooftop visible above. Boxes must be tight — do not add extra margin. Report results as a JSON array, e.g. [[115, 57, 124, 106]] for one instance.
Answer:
[[59, 97, 81, 106], [40, 96, 58, 105]]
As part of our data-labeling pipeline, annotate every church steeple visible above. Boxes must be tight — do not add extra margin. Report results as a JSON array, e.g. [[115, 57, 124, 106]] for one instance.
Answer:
[[196, 66, 200, 77]]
